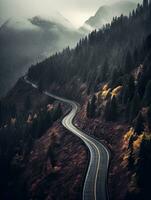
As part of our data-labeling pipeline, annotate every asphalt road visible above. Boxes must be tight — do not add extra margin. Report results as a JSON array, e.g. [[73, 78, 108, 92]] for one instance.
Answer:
[[24, 77, 110, 200]]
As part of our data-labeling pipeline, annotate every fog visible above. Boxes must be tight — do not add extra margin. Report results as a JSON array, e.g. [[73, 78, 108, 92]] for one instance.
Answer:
[[0, 0, 142, 27], [0, 0, 143, 97]]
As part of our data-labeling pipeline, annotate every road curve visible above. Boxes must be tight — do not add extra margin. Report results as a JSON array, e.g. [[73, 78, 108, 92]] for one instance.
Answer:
[[24, 77, 110, 200]]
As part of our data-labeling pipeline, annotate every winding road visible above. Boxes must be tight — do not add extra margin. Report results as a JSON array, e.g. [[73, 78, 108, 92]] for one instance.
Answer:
[[24, 77, 110, 200]]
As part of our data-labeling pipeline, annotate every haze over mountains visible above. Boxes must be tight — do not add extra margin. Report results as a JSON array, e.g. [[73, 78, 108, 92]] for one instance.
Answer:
[[0, 1, 138, 97], [80, 1, 138, 32], [0, 14, 81, 97]]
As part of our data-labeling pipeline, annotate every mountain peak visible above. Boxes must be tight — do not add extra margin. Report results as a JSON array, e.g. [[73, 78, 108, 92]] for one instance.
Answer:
[[80, 0, 137, 33], [29, 13, 75, 30]]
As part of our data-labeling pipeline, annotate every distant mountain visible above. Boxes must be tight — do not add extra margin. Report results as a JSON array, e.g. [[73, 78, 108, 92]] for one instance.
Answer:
[[27, 2, 151, 101], [80, 1, 137, 33], [0, 15, 82, 97]]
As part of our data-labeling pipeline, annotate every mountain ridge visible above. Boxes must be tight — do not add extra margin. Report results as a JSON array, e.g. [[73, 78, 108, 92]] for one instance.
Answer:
[[0, 15, 82, 97], [80, 0, 137, 33]]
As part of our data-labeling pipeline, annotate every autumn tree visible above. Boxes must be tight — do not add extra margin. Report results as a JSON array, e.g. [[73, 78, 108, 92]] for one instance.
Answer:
[[142, 80, 151, 106]]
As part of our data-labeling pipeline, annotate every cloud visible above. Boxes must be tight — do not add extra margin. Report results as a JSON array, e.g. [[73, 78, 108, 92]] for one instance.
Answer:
[[0, 0, 142, 27]]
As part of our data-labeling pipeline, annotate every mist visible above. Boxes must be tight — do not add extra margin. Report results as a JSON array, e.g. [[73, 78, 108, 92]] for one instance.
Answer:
[[0, 0, 142, 27], [0, 0, 143, 97]]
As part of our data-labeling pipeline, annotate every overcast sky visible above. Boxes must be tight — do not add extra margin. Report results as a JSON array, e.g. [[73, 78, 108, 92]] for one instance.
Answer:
[[0, 0, 142, 27]]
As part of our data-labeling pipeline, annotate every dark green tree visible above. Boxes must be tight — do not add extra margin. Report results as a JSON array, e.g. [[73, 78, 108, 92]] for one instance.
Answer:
[[87, 95, 97, 118], [0, 101, 2, 125], [86, 101, 91, 118], [10, 104, 17, 118], [142, 80, 151, 106], [143, 0, 149, 9], [129, 92, 140, 122], [38, 79, 45, 93], [100, 60, 109, 82], [134, 112, 145, 135], [104, 96, 118, 121], [122, 75, 135, 105], [147, 104, 151, 131], [53, 103, 62, 121], [110, 96, 118, 121], [24, 95, 31, 111], [104, 99, 111, 121], [110, 68, 119, 87], [124, 51, 134, 73], [137, 137, 151, 198]]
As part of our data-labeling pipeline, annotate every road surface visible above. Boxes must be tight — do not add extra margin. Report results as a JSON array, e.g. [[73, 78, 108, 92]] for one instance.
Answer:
[[24, 77, 110, 200]]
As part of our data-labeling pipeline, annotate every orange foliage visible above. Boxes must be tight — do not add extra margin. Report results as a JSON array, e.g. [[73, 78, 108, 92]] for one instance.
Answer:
[[124, 128, 134, 141], [102, 84, 109, 91], [111, 86, 123, 97], [133, 134, 144, 150]]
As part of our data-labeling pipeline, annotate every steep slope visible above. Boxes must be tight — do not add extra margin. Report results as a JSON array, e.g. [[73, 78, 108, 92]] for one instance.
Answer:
[[80, 1, 137, 33], [1, 1, 151, 200], [0, 79, 88, 200], [0, 15, 82, 97], [25, 3, 151, 199], [28, 3, 151, 100]]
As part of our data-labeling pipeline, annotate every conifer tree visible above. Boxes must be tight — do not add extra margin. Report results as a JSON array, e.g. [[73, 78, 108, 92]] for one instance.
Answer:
[[10, 104, 17, 118], [110, 96, 118, 121], [124, 51, 134, 73], [0, 101, 2, 125], [104, 96, 118, 121], [122, 75, 135, 105], [110, 68, 119, 87], [128, 75, 135, 101], [38, 79, 44, 93], [129, 92, 140, 121], [86, 101, 91, 118], [142, 80, 151, 106], [147, 104, 151, 131], [134, 112, 144, 135], [100, 60, 109, 82], [137, 137, 151, 195], [24, 95, 31, 111], [53, 103, 62, 121], [143, 0, 149, 9], [86, 95, 96, 118]]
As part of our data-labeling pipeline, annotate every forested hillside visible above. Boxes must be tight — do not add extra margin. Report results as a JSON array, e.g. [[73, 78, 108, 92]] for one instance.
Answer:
[[28, 0, 151, 99], [26, 2, 151, 199], [0, 15, 81, 97], [80, 1, 137, 33], [1, 1, 151, 200]]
